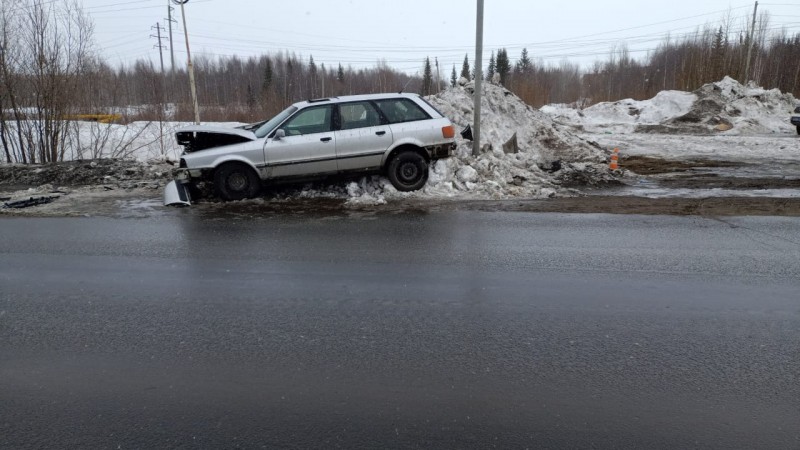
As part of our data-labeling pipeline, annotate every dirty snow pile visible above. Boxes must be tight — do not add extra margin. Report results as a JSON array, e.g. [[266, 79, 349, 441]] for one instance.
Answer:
[[541, 90, 697, 134], [542, 77, 798, 135]]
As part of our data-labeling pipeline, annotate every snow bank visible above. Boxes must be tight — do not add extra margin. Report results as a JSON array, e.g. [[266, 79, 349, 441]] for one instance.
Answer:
[[542, 76, 798, 135], [687, 76, 798, 134], [543, 91, 696, 133]]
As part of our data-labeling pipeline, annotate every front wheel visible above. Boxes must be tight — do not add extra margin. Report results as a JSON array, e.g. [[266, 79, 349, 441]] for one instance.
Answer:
[[796, 125, 799, 135], [387, 151, 429, 192], [214, 163, 261, 201]]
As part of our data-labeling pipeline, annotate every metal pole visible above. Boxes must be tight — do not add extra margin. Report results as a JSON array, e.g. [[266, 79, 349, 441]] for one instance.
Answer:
[[167, 2, 175, 72], [177, 1, 201, 124], [744, 1, 758, 84], [435, 57, 441, 94], [472, 0, 484, 156], [155, 23, 165, 74]]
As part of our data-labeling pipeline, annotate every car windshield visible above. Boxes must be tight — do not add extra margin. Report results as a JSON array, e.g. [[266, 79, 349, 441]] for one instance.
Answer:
[[254, 106, 297, 138]]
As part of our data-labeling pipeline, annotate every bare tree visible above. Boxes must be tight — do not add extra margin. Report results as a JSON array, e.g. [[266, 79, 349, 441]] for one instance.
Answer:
[[0, 0, 95, 164]]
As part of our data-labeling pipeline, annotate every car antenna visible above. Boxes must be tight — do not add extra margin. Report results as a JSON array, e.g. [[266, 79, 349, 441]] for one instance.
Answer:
[[398, 78, 414, 94]]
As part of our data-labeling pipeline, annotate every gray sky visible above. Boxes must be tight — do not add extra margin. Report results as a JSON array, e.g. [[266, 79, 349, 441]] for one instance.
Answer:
[[86, 0, 799, 73]]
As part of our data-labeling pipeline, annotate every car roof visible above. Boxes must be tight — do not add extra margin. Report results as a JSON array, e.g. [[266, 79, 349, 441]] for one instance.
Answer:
[[291, 93, 422, 109]]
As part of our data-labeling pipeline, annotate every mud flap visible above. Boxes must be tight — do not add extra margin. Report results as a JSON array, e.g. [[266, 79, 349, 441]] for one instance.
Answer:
[[164, 180, 191, 207]]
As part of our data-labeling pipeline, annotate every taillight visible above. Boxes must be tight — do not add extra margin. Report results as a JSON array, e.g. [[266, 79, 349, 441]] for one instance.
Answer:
[[442, 125, 455, 139]]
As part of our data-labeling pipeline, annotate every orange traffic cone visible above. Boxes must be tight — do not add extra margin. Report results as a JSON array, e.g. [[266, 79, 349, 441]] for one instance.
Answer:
[[609, 148, 620, 170]]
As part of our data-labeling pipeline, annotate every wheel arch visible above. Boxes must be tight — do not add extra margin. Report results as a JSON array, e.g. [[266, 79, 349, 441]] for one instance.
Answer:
[[211, 157, 261, 179], [382, 143, 429, 172]]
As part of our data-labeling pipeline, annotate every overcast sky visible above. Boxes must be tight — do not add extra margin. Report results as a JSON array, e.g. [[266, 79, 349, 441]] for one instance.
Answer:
[[84, 0, 799, 74]]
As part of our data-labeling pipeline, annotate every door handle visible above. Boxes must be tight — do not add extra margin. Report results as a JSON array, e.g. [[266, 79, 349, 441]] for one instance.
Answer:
[[320, 137, 332, 142], [376, 131, 386, 136]]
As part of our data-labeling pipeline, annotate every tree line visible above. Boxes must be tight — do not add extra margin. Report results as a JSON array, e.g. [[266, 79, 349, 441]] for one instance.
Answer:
[[2, 0, 799, 163], [454, 12, 800, 107]]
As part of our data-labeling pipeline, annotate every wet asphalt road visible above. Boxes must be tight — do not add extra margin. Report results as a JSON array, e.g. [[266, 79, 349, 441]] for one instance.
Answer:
[[1, 211, 800, 449]]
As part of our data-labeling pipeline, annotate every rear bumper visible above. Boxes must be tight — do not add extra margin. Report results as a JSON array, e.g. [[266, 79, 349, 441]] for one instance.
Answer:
[[791, 117, 800, 126], [428, 142, 457, 160]]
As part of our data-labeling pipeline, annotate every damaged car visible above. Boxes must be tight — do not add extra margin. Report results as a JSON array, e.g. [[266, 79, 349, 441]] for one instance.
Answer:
[[166, 93, 457, 204]]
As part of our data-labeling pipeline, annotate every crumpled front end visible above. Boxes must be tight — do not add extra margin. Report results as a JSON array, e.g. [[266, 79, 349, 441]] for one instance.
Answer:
[[176, 126, 257, 153]]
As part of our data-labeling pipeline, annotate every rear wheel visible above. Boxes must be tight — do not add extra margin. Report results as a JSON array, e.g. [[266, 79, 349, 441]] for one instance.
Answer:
[[796, 125, 799, 135], [387, 150, 429, 192], [214, 163, 261, 201]]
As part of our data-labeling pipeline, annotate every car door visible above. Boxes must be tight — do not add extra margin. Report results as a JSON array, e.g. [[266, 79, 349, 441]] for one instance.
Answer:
[[265, 105, 337, 178], [334, 101, 393, 171]]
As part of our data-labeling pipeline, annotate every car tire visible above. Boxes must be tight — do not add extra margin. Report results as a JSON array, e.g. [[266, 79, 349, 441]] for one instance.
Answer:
[[214, 163, 261, 201], [796, 125, 800, 135], [387, 150, 429, 192]]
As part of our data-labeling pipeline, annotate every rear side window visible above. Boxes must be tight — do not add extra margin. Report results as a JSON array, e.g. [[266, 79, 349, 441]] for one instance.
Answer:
[[375, 99, 430, 124], [339, 102, 382, 130]]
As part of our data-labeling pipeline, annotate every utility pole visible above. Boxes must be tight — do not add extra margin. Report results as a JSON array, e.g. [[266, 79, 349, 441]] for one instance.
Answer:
[[166, 2, 176, 72], [173, 0, 200, 124], [472, 0, 484, 157], [435, 57, 441, 94], [151, 23, 167, 74], [744, 1, 759, 85]]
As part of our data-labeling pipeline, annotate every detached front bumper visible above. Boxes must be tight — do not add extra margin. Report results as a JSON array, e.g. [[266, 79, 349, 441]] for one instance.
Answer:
[[163, 180, 191, 207]]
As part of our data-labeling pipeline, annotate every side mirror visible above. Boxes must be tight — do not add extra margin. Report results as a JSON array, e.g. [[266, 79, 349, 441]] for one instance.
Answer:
[[274, 129, 286, 140]]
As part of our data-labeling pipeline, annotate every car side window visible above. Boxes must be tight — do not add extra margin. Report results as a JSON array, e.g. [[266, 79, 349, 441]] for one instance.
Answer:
[[375, 99, 430, 124], [339, 102, 382, 130], [282, 106, 333, 136]]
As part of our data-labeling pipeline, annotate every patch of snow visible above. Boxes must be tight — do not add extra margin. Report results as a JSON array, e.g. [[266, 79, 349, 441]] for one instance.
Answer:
[[543, 91, 696, 133]]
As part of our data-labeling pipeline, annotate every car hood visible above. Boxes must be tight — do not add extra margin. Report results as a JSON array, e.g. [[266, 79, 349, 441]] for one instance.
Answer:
[[176, 125, 257, 153]]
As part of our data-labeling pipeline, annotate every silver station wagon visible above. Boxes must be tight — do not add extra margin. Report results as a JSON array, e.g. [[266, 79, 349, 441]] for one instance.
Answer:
[[166, 93, 456, 204]]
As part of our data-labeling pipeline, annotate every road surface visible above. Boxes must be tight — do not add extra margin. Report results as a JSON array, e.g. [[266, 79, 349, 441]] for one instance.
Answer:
[[1, 211, 799, 448]]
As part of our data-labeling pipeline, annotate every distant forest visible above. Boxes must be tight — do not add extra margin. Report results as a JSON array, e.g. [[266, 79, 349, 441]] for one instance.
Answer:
[[105, 16, 800, 122], [2, 0, 799, 163]]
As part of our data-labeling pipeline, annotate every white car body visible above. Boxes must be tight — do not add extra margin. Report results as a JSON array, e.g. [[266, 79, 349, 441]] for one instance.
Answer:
[[170, 93, 456, 202]]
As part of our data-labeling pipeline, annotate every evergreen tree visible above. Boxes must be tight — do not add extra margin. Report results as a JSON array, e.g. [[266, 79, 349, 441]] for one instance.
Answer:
[[246, 83, 255, 109], [487, 51, 496, 81], [460, 54, 471, 81], [711, 27, 725, 80], [262, 58, 273, 92], [309, 55, 317, 97], [495, 48, 511, 85], [516, 48, 532, 74], [450, 65, 457, 87], [286, 58, 294, 103], [337, 63, 345, 83], [422, 57, 433, 96]]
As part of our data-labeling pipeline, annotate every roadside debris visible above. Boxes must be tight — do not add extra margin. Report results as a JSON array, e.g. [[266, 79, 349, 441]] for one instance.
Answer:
[[3, 196, 59, 209]]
